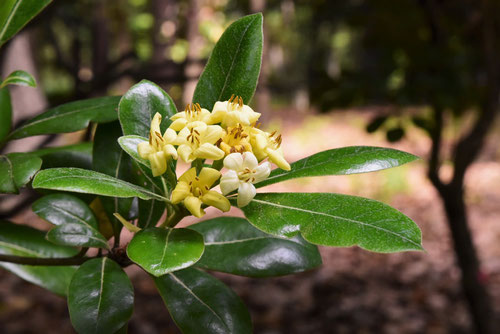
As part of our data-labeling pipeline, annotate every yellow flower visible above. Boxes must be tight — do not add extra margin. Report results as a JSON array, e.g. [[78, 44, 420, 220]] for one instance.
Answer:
[[137, 113, 178, 176], [175, 121, 225, 163], [216, 124, 252, 155], [251, 128, 291, 171], [171, 167, 230, 217], [169, 103, 212, 131], [210, 95, 261, 128]]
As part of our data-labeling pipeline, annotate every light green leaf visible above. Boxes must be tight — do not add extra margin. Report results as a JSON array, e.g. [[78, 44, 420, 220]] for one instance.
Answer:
[[118, 135, 150, 168], [0, 152, 42, 193], [8, 96, 120, 140], [32, 168, 167, 201], [0, 70, 36, 88], [0, 86, 12, 143], [190, 217, 322, 277], [255, 146, 419, 188], [68, 258, 134, 334], [193, 13, 263, 109], [239, 193, 423, 253], [127, 227, 204, 277], [154, 268, 252, 334], [0, 221, 77, 296]]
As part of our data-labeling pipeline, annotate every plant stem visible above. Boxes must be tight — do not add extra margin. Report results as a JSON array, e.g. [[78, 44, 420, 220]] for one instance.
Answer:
[[211, 159, 223, 170]]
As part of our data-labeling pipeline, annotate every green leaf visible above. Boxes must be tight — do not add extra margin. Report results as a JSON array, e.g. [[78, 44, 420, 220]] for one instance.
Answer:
[[32, 194, 109, 249], [0, 86, 12, 143], [190, 217, 322, 277], [8, 96, 120, 140], [193, 13, 263, 109], [32, 168, 167, 201], [255, 146, 419, 188], [0, 70, 36, 88], [93, 121, 133, 232], [0, 152, 42, 193], [118, 135, 150, 168], [154, 268, 252, 334], [0, 221, 77, 296], [0, 0, 52, 48], [118, 80, 177, 138], [127, 227, 204, 277], [68, 258, 134, 334], [33, 142, 93, 169], [239, 193, 423, 253]]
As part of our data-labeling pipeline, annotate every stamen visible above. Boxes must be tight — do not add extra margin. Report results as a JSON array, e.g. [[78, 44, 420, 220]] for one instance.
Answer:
[[238, 96, 243, 107], [229, 94, 235, 103]]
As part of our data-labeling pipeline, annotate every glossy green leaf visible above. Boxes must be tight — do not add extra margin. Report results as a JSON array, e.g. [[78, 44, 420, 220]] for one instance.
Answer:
[[0, 70, 36, 88], [154, 268, 252, 334], [32, 168, 167, 201], [33, 142, 93, 169], [118, 135, 150, 168], [190, 217, 322, 277], [8, 96, 120, 140], [118, 80, 177, 138], [68, 258, 134, 334], [193, 13, 263, 109], [93, 121, 133, 232], [239, 193, 423, 253], [0, 152, 42, 193], [255, 146, 419, 188], [0, 86, 12, 143], [32, 194, 109, 249], [127, 227, 204, 277], [0, 0, 52, 48], [0, 221, 77, 296]]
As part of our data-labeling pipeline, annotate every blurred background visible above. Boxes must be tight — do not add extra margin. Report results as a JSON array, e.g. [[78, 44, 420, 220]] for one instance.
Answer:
[[1, 0, 500, 333]]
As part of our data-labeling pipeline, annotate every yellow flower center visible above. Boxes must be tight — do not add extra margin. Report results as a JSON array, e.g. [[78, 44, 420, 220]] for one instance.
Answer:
[[185, 103, 204, 122], [186, 128, 201, 145], [238, 167, 256, 183], [188, 176, 210, 197], [217, 124, 252, 154]]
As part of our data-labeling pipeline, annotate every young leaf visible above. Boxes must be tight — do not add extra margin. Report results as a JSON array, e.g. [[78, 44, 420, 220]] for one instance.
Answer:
[[8, 96, 120, 140], [190, 217, 322, 277], [33, 142, 93, 169], [193, 13, 263, 109], [0, 0, 52, 48], [32, 194, 109, 249], [0, 152, 42, 193], [127, 227, 204, 277], [118, 80, 177, 138], [32, 168, 167, 201], [239, 193, 423, 253], [0, 221, 77, 296], [154, 268, 252, 334], [0, 70, 36, 88], [255, 146, 419, 188], [0, 86, 12, 143], [68, 258, 134, 334]]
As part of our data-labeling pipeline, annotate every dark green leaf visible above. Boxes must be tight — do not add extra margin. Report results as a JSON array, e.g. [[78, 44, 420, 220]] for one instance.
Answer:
[[8, 96, 120, 140], [0, 70, 36, 88], [154, 268, 252, 334], [0, 152, 42, 193], [33, 143, 93, 169], [68, 258, 134, 334], [118, 80, 177, 138], [127, 227, 204, 277], [386, 127, 405, 142], [0, 86, 12, 143], [193, 13, 263, 109], [190, 217, 322, 277], [239, 193, 423, 253], [32, 168, 167, 201], [32, 194, 109, 249], [255, 146, 419, 188], [0, 221, 77, 296], [0, 0, 52, 48]]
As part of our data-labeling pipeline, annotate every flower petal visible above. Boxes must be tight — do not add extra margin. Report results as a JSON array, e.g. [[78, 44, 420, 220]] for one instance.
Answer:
[[201, 190, 231, 212], [237, 182, 256, 207], [223, 153, 243, 171], [137, 142, 154, 159], [178, 167, 197, 183], [151, 113, 162, 133], [150, 151, 167, 176], [184, 196, 205, 218], [163, 144, 178, 159], [242, 152, 258, 169], [169, 118, 187, 132], [203, 125, 223, 144], [267, 148, 291, 171], [171, 181, 191, 203], [178, 144, 194, 163], [170, 111, 187, 121], [219, 170, 240, 195], [163, 128, 178, 143], [194, 143, 225, 160], [198, 167, 221, 187], [253, 161, 271, 183]]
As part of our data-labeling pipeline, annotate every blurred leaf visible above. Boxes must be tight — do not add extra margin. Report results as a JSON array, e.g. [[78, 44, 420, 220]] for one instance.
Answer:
[[366, 115, 387, 133], [68, 258, 134, 334], [239, 193, 423, 253], [33, 143, 93, 169], [386, 127, 405, 142], [89, 198, 115, 240], [32, 168, 166, 201], [190, 217, 322, 277], [8, 96, 120, 140], [0, 0, 52, 48], [118, 80, 177, 138], [0, 87, 12, 143], [0, 70, 36, 88], [127, 227, 204, 277], [0, 221, 77, 296], [193, 13, 263, 109], [0, 152, 42, 193], [154, 268, 252, 334], [32, 194, 109, 249], [254, 146, 418, 188], [411, 116, 433, 134]]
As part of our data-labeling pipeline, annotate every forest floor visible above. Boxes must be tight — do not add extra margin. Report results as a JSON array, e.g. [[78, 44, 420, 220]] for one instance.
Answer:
[[1, 108, 500, 333]]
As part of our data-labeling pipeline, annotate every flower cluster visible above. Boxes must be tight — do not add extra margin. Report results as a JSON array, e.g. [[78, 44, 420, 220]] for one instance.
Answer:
[[138, 95, 291, 218]]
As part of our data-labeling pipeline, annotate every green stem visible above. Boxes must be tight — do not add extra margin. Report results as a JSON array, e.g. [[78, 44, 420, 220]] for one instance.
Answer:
[[192, 159, 203, 173], [211, 159, 223, 170]]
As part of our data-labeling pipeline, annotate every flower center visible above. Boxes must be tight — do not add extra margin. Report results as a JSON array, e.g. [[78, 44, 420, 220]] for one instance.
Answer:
[[149, 130, 165, 151], [238, 167, 256, 183], [268, 131, 282, 150], [186, 128, 201, 146], [189, 177, 210, 197], [185, 103, 203, 121], [228, 94, 244, 111]]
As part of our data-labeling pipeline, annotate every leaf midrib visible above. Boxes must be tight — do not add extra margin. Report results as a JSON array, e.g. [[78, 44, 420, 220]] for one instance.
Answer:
[[0, 0, 21, 43]]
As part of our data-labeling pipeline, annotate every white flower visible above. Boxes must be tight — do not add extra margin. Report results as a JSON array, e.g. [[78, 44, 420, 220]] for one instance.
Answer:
[[220, 152, 271, 207]]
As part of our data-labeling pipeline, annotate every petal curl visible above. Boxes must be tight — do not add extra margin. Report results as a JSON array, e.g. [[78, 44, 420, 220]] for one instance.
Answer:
[[201, 190, 231, 212], [237, 182, 256, 207]]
